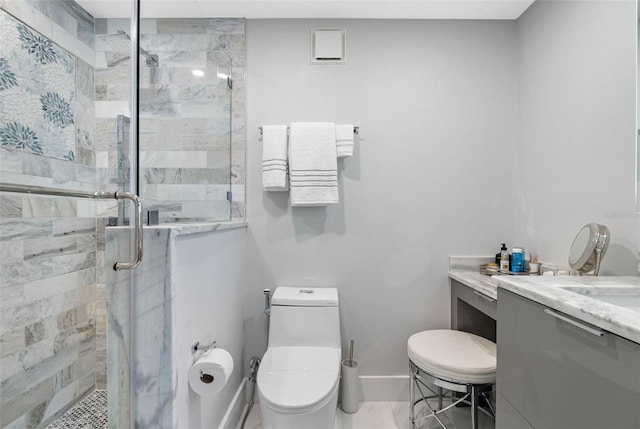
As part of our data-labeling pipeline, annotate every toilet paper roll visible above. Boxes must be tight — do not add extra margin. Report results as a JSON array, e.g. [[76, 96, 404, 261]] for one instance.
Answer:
[[188, 348, 234, 396]]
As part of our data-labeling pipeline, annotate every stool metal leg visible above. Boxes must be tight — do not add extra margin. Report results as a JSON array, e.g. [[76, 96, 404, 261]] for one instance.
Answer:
[[471, 385, 479, 429], [409, 362, 415, 427], [409, 363, 449, 429], [409, 360, 494, 429]]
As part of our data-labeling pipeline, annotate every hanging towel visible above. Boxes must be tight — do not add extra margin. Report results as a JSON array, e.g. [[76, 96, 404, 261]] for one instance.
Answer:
[[336, 124, 354, 158], [262, 125, 289, 191], [289, 122, 338, 206]]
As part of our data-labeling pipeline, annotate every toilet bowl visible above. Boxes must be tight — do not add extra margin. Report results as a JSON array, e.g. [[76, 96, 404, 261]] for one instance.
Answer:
[[257, 287, 341, 429]]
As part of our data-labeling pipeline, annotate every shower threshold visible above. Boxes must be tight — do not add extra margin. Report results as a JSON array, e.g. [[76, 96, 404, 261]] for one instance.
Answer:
[[46, 390, 108, 429]]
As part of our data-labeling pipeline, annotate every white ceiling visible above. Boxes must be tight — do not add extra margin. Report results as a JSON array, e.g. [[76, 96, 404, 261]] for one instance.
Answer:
[[76, 0, 536, 20]]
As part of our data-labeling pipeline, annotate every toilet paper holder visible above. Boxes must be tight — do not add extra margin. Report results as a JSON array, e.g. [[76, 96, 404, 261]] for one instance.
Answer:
[[191, 340, 216, 354]]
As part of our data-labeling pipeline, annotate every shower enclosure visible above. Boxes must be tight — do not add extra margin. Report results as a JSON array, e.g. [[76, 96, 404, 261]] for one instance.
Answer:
[[0, 0, 243, 426], [95, 16, 235, 224]]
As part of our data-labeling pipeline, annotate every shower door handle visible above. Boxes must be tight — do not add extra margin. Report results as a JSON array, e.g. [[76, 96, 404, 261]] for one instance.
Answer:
[[0, 183, 143, 271], [113, 192, 143, 271]]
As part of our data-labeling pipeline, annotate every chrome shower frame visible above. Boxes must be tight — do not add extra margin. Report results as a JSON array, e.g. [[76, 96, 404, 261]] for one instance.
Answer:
[[128, 1, 140, 427]]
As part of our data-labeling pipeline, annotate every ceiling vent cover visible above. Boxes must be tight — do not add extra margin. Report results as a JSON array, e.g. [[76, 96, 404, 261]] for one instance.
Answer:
[[311, 29, 346, 64]]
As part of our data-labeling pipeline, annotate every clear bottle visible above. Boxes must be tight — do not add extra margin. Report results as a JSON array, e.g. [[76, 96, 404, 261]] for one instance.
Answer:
[[500, 243, 510, 272]]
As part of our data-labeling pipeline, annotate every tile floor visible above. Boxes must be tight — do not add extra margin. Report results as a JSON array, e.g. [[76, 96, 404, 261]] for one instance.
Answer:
[[46, 390, 108, 429], [43, 390, 493, 429], [241, 400, 495, 429]]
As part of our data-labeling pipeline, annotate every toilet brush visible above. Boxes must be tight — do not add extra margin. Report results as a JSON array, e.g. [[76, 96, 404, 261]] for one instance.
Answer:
[[341, 339, 359, 413]]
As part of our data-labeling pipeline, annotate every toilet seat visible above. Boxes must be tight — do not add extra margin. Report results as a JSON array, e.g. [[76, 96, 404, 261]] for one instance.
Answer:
[[258, 346, 341, 414]]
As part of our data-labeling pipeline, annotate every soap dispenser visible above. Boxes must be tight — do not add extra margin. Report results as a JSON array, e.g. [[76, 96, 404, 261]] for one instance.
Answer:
[[500, 243, 510, 272]]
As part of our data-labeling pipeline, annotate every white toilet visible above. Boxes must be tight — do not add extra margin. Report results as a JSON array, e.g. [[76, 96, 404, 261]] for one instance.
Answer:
[[257, 287, 341, 429]]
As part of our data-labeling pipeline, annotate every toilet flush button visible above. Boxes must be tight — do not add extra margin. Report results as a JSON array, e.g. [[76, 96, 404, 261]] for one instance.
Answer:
[[299, 289, 314, 294]]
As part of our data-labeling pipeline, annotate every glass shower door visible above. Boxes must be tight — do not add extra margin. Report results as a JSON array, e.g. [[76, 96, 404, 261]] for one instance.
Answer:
[[137, 20, 233, 223]]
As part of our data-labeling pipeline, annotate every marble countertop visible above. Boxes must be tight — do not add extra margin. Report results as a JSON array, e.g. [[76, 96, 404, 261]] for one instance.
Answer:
[[449, 256, 640, 344], [449, 255, 501, 299], [109, 220, 247, 236], [144, 220, 247, 236], [496, 275, 640, 345], [449, 270, 499, 300]]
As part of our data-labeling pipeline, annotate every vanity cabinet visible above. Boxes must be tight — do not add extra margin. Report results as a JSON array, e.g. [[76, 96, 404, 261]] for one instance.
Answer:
[[496, 392, 535, 429], [496, 289, 640, 429]]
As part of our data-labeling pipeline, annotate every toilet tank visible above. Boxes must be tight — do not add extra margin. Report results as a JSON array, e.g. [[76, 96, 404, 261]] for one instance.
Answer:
[[268, 287, 340, 349]]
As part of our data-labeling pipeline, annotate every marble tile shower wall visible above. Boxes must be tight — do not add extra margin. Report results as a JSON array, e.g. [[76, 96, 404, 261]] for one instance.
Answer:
[[95, 17, 246, 223], [0, 1, 99, 428]]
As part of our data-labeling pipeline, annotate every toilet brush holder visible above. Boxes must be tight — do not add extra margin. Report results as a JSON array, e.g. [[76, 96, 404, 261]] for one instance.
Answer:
[[341, 340, 359, 414], [341, 359, 359, 413]]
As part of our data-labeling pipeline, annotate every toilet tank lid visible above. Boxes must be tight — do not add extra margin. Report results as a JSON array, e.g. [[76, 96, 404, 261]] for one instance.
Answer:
[[272, 287, 339, 306]]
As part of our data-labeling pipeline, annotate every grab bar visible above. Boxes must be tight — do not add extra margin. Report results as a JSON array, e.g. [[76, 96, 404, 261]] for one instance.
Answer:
[[0, 183, 143, 271]]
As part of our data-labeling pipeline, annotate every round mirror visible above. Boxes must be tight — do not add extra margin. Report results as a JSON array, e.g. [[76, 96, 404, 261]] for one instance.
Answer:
[[568, 223, 610, 275]]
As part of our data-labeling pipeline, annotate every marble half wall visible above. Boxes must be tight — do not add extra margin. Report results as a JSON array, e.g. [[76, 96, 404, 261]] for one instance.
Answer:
[[106, 223, 247, 429]]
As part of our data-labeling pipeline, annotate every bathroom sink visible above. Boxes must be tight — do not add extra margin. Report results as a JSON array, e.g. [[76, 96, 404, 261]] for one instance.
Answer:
[[589, 295, 640, 311], [558, 285, 640, 313]]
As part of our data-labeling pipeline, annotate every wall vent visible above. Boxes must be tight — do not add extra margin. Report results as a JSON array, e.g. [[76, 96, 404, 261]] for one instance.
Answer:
[[311, 29, 346, 64]]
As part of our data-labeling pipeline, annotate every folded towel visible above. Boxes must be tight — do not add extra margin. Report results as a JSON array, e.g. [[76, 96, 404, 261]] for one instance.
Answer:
[[336, 124, 354, 158], [262, 125, 289, 191], [289, 122, 338, 206]]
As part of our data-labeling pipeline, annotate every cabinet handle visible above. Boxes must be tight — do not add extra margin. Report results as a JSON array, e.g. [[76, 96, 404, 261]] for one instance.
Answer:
[[473, 290, 496, 303], [543, 309, 604, 337]]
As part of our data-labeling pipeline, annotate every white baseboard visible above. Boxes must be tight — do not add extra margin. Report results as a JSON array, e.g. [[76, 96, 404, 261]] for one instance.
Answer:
[[354, 375, 410, 401], [219, 378, 248, 429], [224, 374, 410, 427]]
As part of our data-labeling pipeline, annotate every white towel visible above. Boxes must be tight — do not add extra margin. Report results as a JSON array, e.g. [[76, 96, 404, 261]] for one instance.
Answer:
[[262, 125, 289, 191], [289, 122, 338, 206], [336, 124, 354, 158]]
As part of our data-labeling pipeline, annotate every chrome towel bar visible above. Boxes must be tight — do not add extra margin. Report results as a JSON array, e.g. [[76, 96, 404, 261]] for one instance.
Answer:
[[259, 125, 359, 135], [0, 183, 143, 271]]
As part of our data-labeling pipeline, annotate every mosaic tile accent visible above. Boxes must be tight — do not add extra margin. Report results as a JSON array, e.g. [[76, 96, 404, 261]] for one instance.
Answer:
[[46, 390, 108, 429], [0, 9, 76, 160]]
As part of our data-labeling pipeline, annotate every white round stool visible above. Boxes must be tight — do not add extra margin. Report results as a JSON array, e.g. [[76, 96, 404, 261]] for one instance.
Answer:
[[407, 329, 496, 429]]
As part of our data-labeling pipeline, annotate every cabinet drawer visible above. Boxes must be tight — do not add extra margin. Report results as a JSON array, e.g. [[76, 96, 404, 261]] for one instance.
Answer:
[[497, 289, 640, 429]]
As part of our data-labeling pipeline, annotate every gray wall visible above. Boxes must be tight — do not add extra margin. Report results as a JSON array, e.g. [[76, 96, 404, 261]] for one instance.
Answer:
[[244, 19, 518, 391], [515, 0, 638, 274]]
